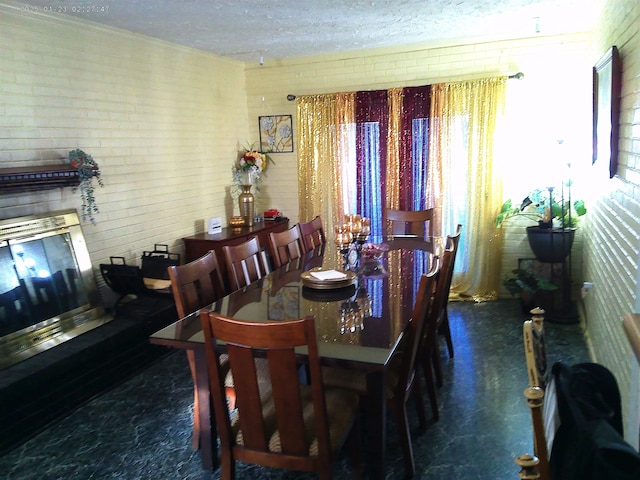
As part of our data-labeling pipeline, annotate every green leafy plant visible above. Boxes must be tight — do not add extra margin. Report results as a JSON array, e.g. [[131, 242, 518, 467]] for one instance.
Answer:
[[495, 186, 586, 228], [503, 268, 558, 296], [68, 149, 103, 224]]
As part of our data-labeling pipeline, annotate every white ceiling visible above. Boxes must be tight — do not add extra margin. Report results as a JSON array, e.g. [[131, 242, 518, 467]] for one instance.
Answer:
[[5, 0, 603, 62]]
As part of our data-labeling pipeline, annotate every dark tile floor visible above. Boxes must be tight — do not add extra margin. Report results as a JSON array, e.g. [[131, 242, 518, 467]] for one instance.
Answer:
[[0, 299, 589, 480]]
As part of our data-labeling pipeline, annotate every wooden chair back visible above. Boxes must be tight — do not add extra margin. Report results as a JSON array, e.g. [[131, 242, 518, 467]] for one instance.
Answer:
[[167, 251, 227, 318], [298, 216, 326, 253], [387, 259, 439, 476], [437, 224, 462, 360], [385, 208, 434, 238], [269, 225, 304, 269], [223, 236, 270, 292], [395, 260, 439, 401], [419, 249, 452, 421], [200, 311, 360, 478], [167, 250, 228, 449]]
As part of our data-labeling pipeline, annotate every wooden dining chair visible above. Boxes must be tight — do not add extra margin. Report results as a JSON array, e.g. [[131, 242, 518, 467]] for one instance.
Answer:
[[298, 215, 326, 253], [323, 259, 440, 478], [385, 208, 434, 238], [419, 247, 453, 422], [200, 312, 362, 480], [167, 251, 228, 449], [268, 225, 304, 268], [437, 224, 462, 363], [222, 236, 270, 292]]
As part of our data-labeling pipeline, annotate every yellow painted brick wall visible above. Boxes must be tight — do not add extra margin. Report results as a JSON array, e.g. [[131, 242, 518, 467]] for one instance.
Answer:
[[0, 6, 249, 300], [583, 0, 640, 446]]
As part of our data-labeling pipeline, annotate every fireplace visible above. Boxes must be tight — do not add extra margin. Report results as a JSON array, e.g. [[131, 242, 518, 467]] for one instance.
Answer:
[[0, 209, 112, 370]]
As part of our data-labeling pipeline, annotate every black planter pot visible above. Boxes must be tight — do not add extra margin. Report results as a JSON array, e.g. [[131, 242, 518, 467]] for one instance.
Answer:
[[526, 226, 575, 263]]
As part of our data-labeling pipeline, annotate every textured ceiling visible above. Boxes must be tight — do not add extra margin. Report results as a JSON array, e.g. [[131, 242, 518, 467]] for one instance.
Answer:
[[6, 0, 602, 62]]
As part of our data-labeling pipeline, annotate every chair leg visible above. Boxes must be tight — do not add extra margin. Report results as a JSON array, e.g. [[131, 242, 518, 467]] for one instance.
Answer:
[[411, 378, 427, 430], [219, 452, 235, 480], [421, 356, 439, 422], [186, 350, 199, 451], [439, 307, 454, 358], [347, 417, 363, 480], [391, 400, 416, 478], [432, 346, 444, 388]]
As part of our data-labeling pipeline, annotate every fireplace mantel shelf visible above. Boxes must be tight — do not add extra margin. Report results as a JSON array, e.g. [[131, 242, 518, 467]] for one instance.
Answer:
[[0, 164, 80, 193]]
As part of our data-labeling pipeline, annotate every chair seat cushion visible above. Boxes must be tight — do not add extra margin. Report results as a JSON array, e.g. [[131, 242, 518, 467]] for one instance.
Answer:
[[231, 385, 359, 456]]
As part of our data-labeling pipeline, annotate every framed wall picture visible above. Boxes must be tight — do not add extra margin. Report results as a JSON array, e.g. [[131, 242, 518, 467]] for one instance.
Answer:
[[592, 46, 622, 178], [259, 114, 293, 153]]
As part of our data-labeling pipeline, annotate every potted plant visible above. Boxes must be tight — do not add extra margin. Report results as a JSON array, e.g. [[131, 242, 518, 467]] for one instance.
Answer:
[[503, 268, 558, 313], [68, 149, 103, 224], [496, 186, 586, 263]]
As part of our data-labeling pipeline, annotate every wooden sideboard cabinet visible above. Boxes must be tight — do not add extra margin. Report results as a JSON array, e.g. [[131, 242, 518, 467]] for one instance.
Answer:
[[182, 218, 289, 284]]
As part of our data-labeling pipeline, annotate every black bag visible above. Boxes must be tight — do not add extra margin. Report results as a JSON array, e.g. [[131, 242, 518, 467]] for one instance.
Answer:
[[141, 244, 180, 280], [550, 362, 640, 480]]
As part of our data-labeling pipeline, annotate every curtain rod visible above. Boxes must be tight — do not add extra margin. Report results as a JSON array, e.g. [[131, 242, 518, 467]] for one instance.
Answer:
[[286, 72, 524, 101]]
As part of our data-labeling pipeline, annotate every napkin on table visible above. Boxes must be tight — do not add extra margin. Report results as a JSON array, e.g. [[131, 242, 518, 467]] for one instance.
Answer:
[[310, 269, 348, 281]]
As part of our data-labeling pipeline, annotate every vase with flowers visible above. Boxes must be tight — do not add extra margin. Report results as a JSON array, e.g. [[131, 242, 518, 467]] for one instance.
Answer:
[[232, 144, 274, 226]]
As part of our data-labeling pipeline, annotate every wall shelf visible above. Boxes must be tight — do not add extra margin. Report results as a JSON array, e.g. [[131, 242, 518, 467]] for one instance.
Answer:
[[0, 165, 80, 193]]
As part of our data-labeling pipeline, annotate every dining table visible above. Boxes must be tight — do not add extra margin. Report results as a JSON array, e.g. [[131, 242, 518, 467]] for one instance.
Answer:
[[149, 236, 443, 479]]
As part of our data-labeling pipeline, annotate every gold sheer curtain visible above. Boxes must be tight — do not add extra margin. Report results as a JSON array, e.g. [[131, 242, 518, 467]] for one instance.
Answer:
[[297, 94, 336, 233], [297, 93, 355, 234], [429, 77, 506, 300], [386, 88, 403, 210], [297, 78, 507, 301]]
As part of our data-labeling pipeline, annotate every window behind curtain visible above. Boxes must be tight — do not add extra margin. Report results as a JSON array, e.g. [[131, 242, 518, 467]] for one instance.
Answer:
[[344, 88, 431, 243]]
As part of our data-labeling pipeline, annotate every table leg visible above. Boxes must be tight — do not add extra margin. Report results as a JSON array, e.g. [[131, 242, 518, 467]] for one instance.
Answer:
[[366, 370, 386, 480], [193, 348, 218, 471]]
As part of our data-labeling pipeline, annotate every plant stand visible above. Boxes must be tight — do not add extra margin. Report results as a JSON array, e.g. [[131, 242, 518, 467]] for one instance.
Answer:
[[519, 258, 578, 324]]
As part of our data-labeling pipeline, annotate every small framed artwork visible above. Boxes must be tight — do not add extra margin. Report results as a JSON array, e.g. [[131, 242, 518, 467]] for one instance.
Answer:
[[593, 46, 622, 178], [259, 114, 293, 153]]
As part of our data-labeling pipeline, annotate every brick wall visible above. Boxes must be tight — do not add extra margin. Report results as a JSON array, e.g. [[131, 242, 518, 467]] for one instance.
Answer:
[[584, 0, 640, 447], [0, 6, 248, 282]]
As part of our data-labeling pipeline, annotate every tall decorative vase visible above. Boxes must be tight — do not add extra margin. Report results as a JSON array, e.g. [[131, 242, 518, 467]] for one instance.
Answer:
[[239, 184, 255, 226]]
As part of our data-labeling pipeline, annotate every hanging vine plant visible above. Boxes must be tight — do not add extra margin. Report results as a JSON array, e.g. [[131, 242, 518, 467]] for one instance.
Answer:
[[68, 149, 103, 224]]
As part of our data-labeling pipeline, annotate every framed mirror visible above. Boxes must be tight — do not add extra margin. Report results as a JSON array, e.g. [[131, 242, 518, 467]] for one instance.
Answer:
[[592, 46, 622, 178]]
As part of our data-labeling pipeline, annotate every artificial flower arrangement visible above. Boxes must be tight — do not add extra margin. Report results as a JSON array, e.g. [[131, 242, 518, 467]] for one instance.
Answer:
[[232, 143, 274, 191], [68, 149, 103, 224]]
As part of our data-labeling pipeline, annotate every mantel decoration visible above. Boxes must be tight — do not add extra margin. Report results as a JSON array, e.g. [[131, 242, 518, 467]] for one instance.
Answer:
[[232, 143, 274, 226], [68, 149, 103, 225]]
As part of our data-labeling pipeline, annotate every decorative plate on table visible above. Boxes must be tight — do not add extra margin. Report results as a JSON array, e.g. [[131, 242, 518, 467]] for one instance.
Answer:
[[300, 267, 357, 290]]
